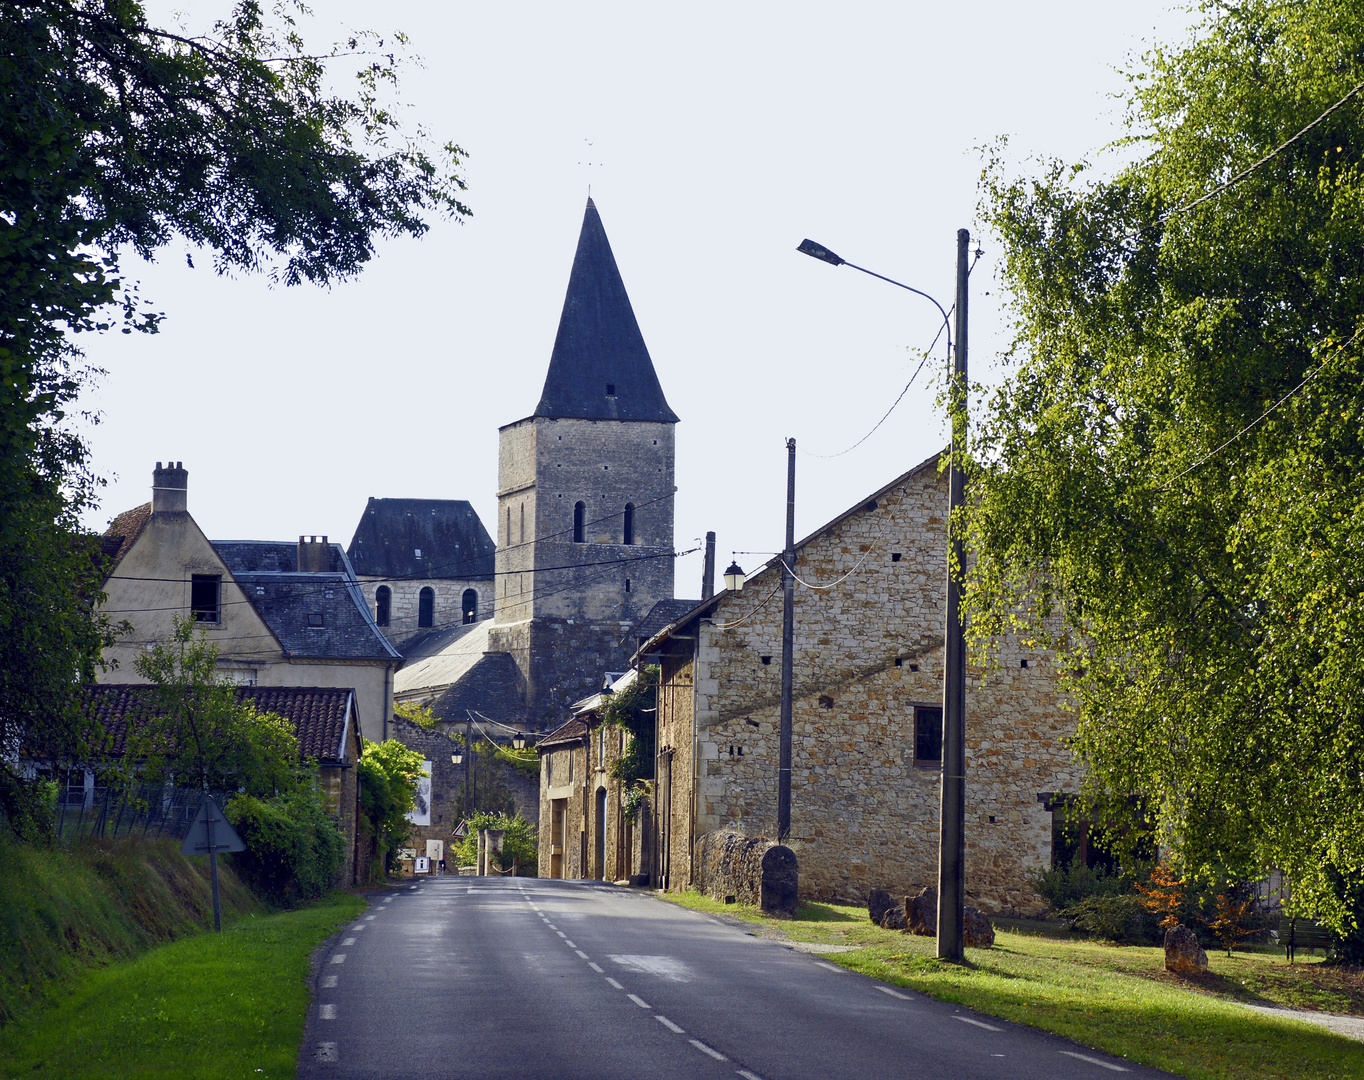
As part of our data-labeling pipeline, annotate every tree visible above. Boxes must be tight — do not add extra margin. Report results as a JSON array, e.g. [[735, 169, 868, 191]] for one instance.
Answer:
[[452, 810, 537, 876], [967, 0, 1364, 933], [130, 616, 300, 795], [0, 1, 468, 831], [356, 737, 425, 878], [601, 666, 658, 790]]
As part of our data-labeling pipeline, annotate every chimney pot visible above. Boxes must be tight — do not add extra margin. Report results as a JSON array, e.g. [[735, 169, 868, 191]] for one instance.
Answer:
[[151, 461, 188, 514]]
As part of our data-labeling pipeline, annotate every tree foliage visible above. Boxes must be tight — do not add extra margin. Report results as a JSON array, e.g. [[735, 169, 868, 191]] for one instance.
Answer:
[[968, 0, 1364, 931], [452, 810, 537, 876], [601, 666, 658, 789], [130, 616, 300, 795], [356, 737, 425, 877], [0, 1, 466, 834]]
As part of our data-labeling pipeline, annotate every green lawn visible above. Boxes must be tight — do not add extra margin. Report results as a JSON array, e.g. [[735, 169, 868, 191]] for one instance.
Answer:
[[660, 891, 1364, 1080], [0, 892, 364, 1080]]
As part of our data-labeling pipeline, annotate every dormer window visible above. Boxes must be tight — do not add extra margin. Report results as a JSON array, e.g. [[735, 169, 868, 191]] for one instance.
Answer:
[[307, 612, 325, 628], [414, 548, 422, 560]]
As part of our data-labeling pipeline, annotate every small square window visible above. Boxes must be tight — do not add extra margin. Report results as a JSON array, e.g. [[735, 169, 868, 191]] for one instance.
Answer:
[[190, 575, 221, 622], [606, 383, 616, 396], [914, 706, 943, 766], [307, 612, 325, 628], [414, 548, 422, 559], [891, 552, 902, 562], [760, 656, 772, 666]]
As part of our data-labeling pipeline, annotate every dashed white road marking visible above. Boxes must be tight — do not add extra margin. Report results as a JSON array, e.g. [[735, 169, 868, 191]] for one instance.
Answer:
[[331, 954, 346, 964], [319, 1004, 336, 1020], [352, 924, 366, 931], [409, 885, 419, 890], [627, 994, 651, 1009], [1059, 1051, 1129, 1072], [322, 975, 338, 989], [656, 1015, 685, 1034], [575, 950, 589, 959], [565, 939, 577, 947], [606, 978, 624, 990], [813, 961, 842, 972], [365, 915, 376, 921], [588, 962, 604, 973], [736, 1071, 764, 1080], [556, 931, 567, 938], [314, 1042, 338, 1063], [877, 986, 912, 1000], [382, 898, 393, 904], [342, 937, 356, 946], [954, 1015, 1002, 1032], [689, 1038, 726, 1060]]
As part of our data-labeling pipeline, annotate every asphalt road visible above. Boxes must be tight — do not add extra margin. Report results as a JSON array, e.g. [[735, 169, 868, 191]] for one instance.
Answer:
[[296, 877, 1176, 1080]]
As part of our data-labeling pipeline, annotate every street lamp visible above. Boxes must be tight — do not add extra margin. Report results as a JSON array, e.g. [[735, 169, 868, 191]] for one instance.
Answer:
[[723, 560, 746, 592], [451, 749, 464, 765], [512, 731, 527, 751], [797, 230, 972, 965]]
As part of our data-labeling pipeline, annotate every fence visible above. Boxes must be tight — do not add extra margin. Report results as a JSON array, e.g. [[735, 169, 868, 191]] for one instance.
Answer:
[[40, 782, 237, 844]]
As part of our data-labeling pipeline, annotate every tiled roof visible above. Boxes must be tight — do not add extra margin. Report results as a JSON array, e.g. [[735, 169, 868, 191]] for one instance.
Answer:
[[101, 503, 152, 567], [80, 684, 357, 764], [536, 716, 590, 750], [346, 498, 495, 580], [533, 199, 678, 424], [632, 599, 699, 645], [213, 541, 401, 663]]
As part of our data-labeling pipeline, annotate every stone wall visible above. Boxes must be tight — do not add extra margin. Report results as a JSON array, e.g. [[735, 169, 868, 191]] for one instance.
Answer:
[[693, 829, 783, 906], [656, 457, 1080, 914], [357, 577, 491, 644]]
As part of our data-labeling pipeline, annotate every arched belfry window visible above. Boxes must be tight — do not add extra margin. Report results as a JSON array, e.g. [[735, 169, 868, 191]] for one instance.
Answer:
[[418, 587, 435, 628], [519, 503, 525, 544], [375, 585, 391, 627], [623, 503, 635, 545], [462, 589, 478, 624], [573, 501, 586, 544]]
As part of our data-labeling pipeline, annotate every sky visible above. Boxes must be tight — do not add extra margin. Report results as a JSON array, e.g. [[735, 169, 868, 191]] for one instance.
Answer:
[[76, 0, 1196, 595]]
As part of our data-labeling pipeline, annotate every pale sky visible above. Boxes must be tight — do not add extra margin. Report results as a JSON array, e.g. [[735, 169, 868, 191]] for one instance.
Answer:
[[76, 1, 1195, 595]]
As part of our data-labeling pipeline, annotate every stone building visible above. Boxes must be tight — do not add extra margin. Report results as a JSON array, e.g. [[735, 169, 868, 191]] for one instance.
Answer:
[[535, 672, 647, 881], [78, 683, 365, 885], [396, 198, 683, 734], [99, 463, 402, 743], [345, 497, 496, 648], [635, 454, 1080, 914]]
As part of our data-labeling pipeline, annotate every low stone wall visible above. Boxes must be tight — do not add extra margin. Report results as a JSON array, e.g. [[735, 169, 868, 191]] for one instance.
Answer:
[[693, 829, 798, 914]]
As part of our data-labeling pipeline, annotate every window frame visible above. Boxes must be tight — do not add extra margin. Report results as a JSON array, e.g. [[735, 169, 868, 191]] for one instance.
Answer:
[[913, 704, 943, 767], [190, 574, 222, 623]]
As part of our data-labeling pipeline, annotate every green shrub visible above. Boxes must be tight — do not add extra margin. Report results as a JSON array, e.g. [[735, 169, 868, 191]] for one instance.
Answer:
[[1032, 862, 1137, 911], [1061, 894, 1163, 945], [452, 810, 537, 875], [224, 786, 344, 906]]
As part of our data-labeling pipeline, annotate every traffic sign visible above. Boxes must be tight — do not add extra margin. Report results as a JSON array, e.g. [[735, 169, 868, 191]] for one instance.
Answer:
[[180, 796, 245, 855]]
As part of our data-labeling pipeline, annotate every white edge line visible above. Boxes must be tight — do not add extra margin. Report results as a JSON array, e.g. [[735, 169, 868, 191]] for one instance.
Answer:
[[689, 1038, 727, 1061], [656, 1015, 685, 1034], [1059, 1051, 1129, 1072], [877, 985, 911, 1000], [814, 961, 841, 972], [737, 1071, 764, 1080], [953, 1015, 1002, 1031]]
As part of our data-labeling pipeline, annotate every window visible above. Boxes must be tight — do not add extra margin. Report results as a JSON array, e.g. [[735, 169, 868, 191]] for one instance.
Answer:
[[190, 574, 221, 622], [519, 503, 525, 544], [375, 585, 391, 626], [418, 587, 435, 628], [623, 502, 635, 545], [307, 612, 325, 628], [914, 706, 943, 765], [573, 502, 586, 544], [605, 383, 616, 396], [462, 588, 478, 624]]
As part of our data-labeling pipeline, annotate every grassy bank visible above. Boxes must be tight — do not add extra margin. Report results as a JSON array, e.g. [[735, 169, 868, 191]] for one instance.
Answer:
[[0, 836, 260, 1025], [661, 891, 1364, 1080], [0, 891, 364, 1079]]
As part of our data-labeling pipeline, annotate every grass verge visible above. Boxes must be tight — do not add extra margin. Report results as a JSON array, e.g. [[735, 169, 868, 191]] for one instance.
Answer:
[[0, 891, 364, 1080], [659, 890, 1364, 1080]]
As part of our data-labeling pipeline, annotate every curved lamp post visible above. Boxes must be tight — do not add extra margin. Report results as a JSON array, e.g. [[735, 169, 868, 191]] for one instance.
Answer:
[[798, 230, 972, 964]]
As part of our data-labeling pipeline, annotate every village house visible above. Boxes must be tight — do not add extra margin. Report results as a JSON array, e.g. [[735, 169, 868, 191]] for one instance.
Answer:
[[76, 683, 364, 884], [98, 462, 402, 742], [634, 453, 1081, 915]]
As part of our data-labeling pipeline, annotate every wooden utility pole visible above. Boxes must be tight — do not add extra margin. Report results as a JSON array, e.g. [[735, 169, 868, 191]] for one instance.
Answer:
[[778, 437, 796, 842]]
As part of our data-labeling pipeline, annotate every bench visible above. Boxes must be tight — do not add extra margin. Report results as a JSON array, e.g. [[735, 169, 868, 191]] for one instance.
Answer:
[[1279, 915, 1334, 962]]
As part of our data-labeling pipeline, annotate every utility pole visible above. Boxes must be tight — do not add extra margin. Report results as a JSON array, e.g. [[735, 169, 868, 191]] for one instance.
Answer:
[[778, 438, 796, 842], [937, 228, 970, 962]]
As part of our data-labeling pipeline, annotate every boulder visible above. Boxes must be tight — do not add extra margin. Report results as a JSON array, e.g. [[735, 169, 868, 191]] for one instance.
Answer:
[[963, 906, 996, 948], [1164, 924, 1208, 974], [906, 886, 937, 936], [868, 888, 897, 926], [880, 904, 908, 931]]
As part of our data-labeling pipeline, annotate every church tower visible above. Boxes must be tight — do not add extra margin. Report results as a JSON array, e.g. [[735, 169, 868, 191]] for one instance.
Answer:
[[491, 199, 679, 725]]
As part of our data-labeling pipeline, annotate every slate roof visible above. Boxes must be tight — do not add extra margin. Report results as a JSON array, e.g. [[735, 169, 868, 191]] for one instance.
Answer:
[[101, 503, 152, 567], [80, 684, 357, 764], [213, 541, 401, 663], [426, 652, 524, 728], [393, 620, 494, 696], [533, 198, 679, 424], [536, 716, 590, 750], [346, 498, 495, 580], [631, 599, 700, 647]]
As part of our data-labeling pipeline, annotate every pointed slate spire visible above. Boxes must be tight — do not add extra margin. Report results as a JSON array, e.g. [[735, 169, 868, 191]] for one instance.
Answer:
[[534, 199, 679, 423]]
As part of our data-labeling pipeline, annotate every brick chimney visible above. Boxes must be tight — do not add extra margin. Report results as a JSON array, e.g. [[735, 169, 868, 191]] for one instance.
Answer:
[[152, 461, 188, 514], [297, 535, 331, 573]]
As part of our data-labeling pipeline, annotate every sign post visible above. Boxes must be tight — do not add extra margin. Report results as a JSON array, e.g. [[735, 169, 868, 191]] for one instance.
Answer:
[[180, 795, 245, 931]]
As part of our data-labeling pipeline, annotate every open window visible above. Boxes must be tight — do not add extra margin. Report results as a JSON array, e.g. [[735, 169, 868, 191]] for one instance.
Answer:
[[375, 585, 391, 627], [623, 502, 635, 545], [418, 587, 435, 628], [573, 501, 586, 544], [462, 588, 478, 624], [190, 574, 221, 623]]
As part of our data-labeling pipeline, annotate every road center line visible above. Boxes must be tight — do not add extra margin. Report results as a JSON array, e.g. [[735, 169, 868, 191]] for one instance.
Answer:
[[877, 986, 912, 1000], [953, 1015, 1002, 1032], [656, 1015, 685, 1034], [736, 1071, 764, 1080], [627, 994, 651, 1009], [575, 950, 589, 959], [588, 962, 604, 973], [556, 931, 566, 938], [689, 1038, 726, 1060], [606, 978, 624, 989], [1059, 1051, 1129, 1072], [564, 940, 576, 948]]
